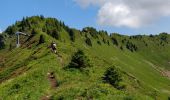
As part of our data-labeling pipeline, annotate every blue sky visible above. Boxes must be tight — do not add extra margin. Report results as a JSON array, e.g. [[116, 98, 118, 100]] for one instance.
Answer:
[[0, 0, 170, 35]]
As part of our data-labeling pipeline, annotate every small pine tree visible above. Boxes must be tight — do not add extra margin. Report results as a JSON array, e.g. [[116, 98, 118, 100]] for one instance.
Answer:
[[40, 15, 45, 20], [97, 41, 102, 45], [69, 29, 75, 42], [103, 66, 122, 88], [67, 50, 90, 70], [31, 28, 38, 35], [168, 97, 170, 100], [120, 46, 123, 50], [52, 29, 60, 40], [85, 37, 92, 46], [112, 37, 118, 46], [107, 40, 110, 46], [39, 35, 45, 44], [126, 41, 137, 52], [9, 43, 12, 51], [83, 27, 98, 39], [102, 38, 106, 44], [149, 34, 154, 38], [5, 25, 18, 35], [0, 35, 5, 49]]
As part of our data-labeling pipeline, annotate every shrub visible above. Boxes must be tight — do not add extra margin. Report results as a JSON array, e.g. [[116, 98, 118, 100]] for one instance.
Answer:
[[102, 66, 122, 89], [107, 40, 110, 46], [52, 29, 60, 40], [124, 96, 133, 100], [5, 25, 18, 35], [149, 34, 154, 38], [120, 46, 123, 50], [97, 41, 101, 45], [111, 37, 118, 46], [0, 42, 5, 49], [8, 83, 21, 95], [122, 39, 126, 44], [9, 43, 12, 51], [83, 27, 98, 39], [67, 29, 75, 42], [159, 32, 168, 42], [39, 35, 45, 44], [31, 28, 39, 35], [67, 50, 90, 70], [0, 35, 5, 49], [168, 96, 170, 100], [126, 41, 137, 52], [85, 37, 92, 46], [102, 38, 106, 44]]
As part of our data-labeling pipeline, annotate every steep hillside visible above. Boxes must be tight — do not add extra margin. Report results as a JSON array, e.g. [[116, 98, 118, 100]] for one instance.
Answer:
[[0, 16, 170, 100]]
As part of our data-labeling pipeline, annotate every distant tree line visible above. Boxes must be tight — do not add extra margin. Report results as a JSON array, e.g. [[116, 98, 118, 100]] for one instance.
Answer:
[[126, 41, 138, 52], [4, 16, 82, 44], [3, 15, 170, 51], [83, 27, 98, 39]]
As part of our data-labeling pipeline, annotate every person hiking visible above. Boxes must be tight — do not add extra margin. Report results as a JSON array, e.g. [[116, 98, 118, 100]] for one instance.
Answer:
[[51, 42, 57, 53]]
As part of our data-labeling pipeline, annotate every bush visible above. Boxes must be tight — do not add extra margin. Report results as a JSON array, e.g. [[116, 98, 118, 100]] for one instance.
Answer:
[[0, 35, 5, 49], [5, 25, 18, 35], [102, 38, 106, 44], [52, 29, 60, 40], [9, 43, 12, 51], [124, 96, 133, 100], [120, 46, 123, 50], [102, 66, 122, 89], [85, 37, 92, 46], [111, 37, 118, 46], [149, 34, 154, 38], [83, 27, 98, 39], [159, 32, 168, 43], [67, 50, 90, 70], [97, 41, 101, 45], [8, 83, 21, 95], [0, 41, 5, 49], [107, 40, 110, 46], [126, 41, 137, 52], [39, 35, 45, 44], [31, 28, 39, 35], [67, 29, 75, 42], [168, 96, 170, 100]]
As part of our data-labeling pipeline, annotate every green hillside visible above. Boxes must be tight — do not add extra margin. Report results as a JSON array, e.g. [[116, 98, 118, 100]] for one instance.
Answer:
[[0, 16, 170, 100]]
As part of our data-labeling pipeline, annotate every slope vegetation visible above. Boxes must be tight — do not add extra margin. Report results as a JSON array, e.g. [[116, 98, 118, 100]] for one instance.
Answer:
[[0, 16, 170, 100]]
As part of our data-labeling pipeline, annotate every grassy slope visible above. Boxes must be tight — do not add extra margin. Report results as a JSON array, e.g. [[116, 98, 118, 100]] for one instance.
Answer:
[[0, 27, 170, 100]]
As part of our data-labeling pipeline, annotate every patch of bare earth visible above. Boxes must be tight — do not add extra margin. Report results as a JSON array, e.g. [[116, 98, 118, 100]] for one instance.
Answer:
[[162, 70, 170, 79], [41, 95, 51, 100], [41, 72, 58, 100], [47, 72, 58, 88], [144, 60, 170, 79]]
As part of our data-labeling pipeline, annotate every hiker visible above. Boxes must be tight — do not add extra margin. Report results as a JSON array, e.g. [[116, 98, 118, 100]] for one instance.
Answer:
[[51, 42, 57, 53], [47, 72, 55, 79]]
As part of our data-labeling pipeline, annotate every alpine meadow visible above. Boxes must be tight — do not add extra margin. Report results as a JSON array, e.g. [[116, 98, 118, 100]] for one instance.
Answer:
[[0, 15, 170, 100]]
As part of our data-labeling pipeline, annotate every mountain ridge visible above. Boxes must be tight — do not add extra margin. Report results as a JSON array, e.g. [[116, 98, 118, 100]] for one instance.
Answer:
[[0, 16, 170, 100]]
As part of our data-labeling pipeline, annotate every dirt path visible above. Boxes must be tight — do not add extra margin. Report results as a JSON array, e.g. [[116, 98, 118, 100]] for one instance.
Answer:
[[144, 60, 170, 79], [162, 71, 170, 79], [47, 72, 58, 88], [40, 72, 58, 100], [56, 53, 64, 66], [41, 95, 51, 100]]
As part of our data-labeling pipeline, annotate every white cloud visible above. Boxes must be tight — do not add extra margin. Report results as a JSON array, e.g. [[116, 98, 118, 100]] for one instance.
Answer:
[[74, 0, 106, 8], [0, 28, 2, 34], [74, 0, 170, 28]]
